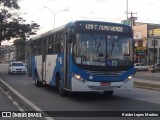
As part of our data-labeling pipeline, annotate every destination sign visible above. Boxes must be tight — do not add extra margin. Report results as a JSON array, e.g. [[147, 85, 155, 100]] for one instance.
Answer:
[[84, 23, 124, 32]]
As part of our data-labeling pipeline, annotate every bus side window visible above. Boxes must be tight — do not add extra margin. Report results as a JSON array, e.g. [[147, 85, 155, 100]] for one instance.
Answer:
[[32, 41, 37, 55], [60, 33, 64, 53], [31, 42, 36, 55], [55, 32, 63, 54], [48, 44, 53, 54], [47, 37, 54, 54]]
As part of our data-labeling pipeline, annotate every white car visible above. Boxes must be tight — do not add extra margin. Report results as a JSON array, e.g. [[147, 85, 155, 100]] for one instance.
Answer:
[[148, 63, 160, 73], [134, 63, 149, 71], [8, 61, 26, 74]]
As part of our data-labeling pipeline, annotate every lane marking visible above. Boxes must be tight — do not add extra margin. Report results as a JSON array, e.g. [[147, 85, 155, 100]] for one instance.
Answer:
[[0, 78, 54, 120], [0, 86, 25, 112]]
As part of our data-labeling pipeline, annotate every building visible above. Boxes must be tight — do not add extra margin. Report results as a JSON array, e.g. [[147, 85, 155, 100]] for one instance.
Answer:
[[7, 45, 16, 62], [0, 45, 16, 63], [132, 22, 160, 65], [147, 26, 160, 65], [0, 45, 7, 63], [132, 23, 148, 64]]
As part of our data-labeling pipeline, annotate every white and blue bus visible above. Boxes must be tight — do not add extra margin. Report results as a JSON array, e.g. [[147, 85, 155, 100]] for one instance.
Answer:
[[26, 20, 135, 96]]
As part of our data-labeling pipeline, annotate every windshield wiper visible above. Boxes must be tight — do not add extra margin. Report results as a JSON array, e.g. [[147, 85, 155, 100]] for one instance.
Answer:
[[109, 39, 115, 59], [96, 38, 102, 54]]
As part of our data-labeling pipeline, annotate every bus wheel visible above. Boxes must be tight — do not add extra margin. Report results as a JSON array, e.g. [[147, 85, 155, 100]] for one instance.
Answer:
[[156, 69, 160, 73], [103, 91, 113, 96], [57, 75, 67, 96], [35, 73, 41, 87]]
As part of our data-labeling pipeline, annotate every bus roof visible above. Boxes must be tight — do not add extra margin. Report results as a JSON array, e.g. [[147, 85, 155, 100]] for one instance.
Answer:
[[31, 24, 69, 41], [30, 20, 131, 41]]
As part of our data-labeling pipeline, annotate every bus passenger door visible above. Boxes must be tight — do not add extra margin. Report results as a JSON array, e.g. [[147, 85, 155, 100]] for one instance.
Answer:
[[64, 33, 71, 89], [42, 39, 47, 83]]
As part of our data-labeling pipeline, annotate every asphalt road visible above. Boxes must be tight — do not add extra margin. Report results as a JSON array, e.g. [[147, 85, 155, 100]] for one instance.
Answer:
[[0, 64, 160, 120]]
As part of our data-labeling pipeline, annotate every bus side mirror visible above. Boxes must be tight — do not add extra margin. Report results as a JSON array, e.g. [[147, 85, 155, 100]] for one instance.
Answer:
[[66, 32, 73, 43]]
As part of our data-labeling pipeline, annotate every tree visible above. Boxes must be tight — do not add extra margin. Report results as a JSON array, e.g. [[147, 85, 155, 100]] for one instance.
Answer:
[[13, 38, 26, 61], [0, 0, 40, 45]]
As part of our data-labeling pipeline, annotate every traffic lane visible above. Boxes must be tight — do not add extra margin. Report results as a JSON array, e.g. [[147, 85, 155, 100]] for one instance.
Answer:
[[1, 85, 159, 120], [1, 64, 160, 120], [0, 64, 160, 110], [1, 72, 160, 112], [1, 85, 157, 120]]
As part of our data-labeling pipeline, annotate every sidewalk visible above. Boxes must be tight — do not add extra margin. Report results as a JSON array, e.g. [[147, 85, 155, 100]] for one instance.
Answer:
[[0, 87, 20, 112], [0, 85, 20, 119], [134, 72, 160, 91], [134, 79, 160, 91]]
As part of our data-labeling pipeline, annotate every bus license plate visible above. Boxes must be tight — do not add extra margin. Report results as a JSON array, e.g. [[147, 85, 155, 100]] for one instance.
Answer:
[[100, 82, 110, 86]]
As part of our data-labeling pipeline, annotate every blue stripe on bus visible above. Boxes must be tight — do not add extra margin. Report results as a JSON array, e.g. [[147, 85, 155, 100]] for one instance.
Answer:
[[70, 61, 135, 82]]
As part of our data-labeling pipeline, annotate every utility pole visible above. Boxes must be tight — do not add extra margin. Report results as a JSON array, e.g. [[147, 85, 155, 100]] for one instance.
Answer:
[[126, 0, 128, 19], [128, 12, 137, 26], [153, 38, 156, 72]]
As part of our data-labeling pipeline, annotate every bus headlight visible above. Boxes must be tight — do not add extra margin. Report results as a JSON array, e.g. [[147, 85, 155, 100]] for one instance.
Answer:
[[74, 74, 81, 80], [73, 74, 86, 82], [128, 75, 133, 80]]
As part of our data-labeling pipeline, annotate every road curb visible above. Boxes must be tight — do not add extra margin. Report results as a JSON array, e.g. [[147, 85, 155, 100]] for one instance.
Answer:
[[0, 78, 54, 120], [134, 81, 160, 91]]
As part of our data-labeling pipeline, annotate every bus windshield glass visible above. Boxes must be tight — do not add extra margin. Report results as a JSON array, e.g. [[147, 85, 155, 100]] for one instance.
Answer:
[[74, 33, 133, 67]]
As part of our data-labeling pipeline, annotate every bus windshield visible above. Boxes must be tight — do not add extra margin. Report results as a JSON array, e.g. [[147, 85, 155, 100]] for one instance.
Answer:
[[74, 33, 133, 67]]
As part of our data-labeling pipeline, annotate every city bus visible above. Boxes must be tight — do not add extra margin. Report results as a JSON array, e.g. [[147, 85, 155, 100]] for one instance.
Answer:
[[26, 20, 135, 96]]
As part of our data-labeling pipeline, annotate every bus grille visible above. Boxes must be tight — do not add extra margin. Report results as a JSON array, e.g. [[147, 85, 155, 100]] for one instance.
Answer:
[[88, 86, 113, 90], [83, 70, 124, 76]]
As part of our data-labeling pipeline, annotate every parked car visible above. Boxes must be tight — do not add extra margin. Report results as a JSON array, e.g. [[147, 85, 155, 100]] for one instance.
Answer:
[[148, 63, 160, 73], [8, 61, 26, 74], [134, 63, 149, 71]]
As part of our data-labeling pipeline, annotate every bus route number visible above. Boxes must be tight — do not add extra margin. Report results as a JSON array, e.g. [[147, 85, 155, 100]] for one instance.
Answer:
[[85, 24, 96, 30]]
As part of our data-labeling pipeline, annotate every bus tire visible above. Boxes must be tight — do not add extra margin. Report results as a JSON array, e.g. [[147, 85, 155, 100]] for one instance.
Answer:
[[103, 91, 113, 96], [35, 72, 41, 87], [57, 75, 67, 97], [156, 69, 160, 73]]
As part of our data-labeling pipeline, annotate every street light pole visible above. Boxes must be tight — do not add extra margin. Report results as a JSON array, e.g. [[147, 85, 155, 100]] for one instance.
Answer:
[[153, 38, 156, 72], [43, 6, 68, 29]]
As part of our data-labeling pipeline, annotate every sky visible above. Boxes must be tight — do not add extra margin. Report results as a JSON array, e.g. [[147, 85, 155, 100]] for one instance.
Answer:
[[2, 0, 160, 45]]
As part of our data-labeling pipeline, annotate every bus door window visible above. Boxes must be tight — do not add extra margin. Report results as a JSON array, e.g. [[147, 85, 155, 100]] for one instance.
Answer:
[[53, 34, 56, 54], [37, 39, 42, 55], [42, 38, 47, 61], [60, 33, 64, 53]]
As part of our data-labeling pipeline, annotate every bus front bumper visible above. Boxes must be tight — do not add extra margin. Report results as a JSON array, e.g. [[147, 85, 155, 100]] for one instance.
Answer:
[[71, 77, 134, 92]]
